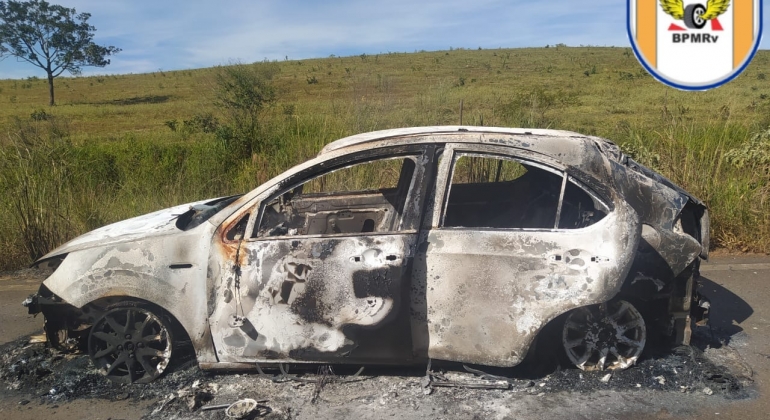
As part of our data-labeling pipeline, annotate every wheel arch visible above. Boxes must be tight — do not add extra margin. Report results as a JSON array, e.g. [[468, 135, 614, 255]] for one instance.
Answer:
[[88, 296, 191, 344], [42, 271, 218, 364]]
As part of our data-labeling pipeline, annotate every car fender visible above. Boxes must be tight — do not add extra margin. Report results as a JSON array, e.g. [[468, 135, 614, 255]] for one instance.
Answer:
[[41, 228, 218, 363]]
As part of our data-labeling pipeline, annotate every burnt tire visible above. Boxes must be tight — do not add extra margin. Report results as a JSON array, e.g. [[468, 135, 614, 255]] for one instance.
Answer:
[[88, 305, 173, 384], [562, 300, 646, 371], [684, 4, 707, 29]]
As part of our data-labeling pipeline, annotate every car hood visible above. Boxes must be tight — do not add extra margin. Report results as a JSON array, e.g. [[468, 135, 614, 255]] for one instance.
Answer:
[[39, 198, 216, 261]]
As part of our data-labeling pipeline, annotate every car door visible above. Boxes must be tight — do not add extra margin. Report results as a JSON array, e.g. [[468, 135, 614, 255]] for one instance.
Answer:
[[411, 144, 640, 367], [208, 146, 433, 364]]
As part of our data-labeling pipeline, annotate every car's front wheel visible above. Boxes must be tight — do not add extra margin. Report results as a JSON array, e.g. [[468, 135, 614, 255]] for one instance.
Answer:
[[88, 305, 173, 384], [562, 300, 646, 371]]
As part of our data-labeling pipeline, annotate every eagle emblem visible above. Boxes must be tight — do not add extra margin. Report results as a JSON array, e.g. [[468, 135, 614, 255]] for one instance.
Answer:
[[659, 0, 730, 29]]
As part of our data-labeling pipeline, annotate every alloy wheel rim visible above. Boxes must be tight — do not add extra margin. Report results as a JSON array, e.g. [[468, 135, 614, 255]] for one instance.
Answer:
[[88, 307, 172, 384], [562, 300, 646, 371]]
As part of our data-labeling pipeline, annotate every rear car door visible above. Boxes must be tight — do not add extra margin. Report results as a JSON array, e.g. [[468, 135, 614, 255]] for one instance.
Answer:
[[411, 144, 640, 366]]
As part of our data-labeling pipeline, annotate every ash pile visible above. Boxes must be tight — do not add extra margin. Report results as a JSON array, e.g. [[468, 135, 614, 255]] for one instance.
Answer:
[[0, 325, 752, 419]]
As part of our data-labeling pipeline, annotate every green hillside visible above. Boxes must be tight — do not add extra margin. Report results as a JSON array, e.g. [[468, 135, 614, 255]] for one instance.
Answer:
[[1, 46, 769, 269]]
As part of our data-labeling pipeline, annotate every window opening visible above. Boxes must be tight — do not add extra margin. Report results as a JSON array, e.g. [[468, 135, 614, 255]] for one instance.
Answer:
[[443, 154, 563, 229], [557, 178, 608, 229], [255, 156, 417, 238], [226, 213, 250, 241]]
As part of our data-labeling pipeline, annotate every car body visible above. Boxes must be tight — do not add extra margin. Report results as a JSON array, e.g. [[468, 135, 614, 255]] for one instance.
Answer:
[[24, 126, 710, 383]]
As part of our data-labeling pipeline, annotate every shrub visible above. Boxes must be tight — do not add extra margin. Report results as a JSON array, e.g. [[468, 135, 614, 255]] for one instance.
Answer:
[[214, 61, 279, 159], [30, 109, 50, 121], [183, 113, 219, 133], [724, 127, 770, 174]]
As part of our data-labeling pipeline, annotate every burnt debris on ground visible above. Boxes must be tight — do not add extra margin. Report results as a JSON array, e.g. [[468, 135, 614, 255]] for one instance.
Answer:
[[0, 325, 752, 419]]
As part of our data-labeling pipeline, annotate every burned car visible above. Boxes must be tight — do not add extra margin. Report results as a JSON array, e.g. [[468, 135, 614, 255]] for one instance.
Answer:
[[24, 126, 709, 383]]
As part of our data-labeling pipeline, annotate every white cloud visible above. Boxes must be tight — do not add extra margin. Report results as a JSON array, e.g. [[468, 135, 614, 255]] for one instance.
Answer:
[[1, 0, 766, 79]]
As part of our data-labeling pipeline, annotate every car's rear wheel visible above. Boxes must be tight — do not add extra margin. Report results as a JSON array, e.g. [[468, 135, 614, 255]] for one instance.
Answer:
[[88, 305, 173, 384], [562, 300, 646, 371]]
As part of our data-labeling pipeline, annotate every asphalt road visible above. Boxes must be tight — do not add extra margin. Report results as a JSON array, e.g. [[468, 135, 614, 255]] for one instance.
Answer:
[[0, 254, 768, 419], [0, 269, 45, 345], [677, 254, 770, 420]]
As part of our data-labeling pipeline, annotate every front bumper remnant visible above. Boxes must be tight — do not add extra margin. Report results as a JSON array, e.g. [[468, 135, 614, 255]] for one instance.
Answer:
[[22, 285, 90, 351]]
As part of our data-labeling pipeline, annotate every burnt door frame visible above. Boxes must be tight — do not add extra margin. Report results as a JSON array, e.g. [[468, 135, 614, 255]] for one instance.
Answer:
[[208, 144, 438, 364]]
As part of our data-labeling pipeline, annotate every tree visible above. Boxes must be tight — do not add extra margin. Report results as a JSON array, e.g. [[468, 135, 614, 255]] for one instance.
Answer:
[[0, 0, 120, 105], [214, 61, 279, 157]]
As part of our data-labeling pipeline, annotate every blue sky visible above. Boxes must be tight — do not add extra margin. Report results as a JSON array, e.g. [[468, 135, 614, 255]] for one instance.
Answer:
[[0, 0, 765, 79]]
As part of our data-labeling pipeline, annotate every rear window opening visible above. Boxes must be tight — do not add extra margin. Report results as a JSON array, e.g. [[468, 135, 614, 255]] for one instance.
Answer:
[[443, 154, 607, 230], [558, 178, 608, 229]]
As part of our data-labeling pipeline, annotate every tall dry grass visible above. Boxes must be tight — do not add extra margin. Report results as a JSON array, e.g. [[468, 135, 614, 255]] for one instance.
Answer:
[[1, 47, 769, 269]]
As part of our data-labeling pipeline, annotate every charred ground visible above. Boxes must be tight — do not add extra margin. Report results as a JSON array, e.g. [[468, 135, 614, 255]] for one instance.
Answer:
[[0, 324, 753, 419]]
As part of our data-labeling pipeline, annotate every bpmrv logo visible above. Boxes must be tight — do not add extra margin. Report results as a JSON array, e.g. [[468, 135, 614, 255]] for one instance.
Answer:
[[628, 0, 762, 90]]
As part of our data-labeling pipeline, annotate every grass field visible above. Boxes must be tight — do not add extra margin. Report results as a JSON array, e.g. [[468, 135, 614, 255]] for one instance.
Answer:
[[1, 46, 769, 269]]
